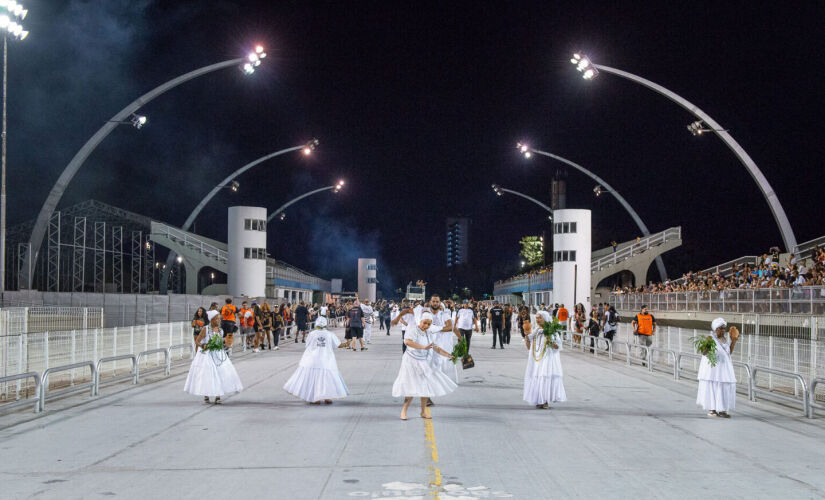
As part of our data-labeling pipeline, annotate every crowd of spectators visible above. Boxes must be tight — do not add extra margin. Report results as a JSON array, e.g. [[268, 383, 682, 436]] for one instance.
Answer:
[[612, 246, 825, 294]]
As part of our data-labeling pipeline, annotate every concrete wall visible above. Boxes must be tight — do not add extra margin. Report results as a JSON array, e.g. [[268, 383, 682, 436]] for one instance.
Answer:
[[228, 206, 267, 297], [552, 209, 591, 313]]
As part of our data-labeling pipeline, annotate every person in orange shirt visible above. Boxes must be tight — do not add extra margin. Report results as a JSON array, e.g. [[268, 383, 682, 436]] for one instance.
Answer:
[[220, 298, 238, 351], [239, 301, 256, 351], [631, 305, 657, 366], [557, 304, 569, 323]]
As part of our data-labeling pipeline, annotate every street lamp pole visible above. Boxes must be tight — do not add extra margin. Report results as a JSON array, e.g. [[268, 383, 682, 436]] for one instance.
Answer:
[[159, 140, 316, 294], [23, 46, 267, 289], [521, 145, 669, 281], [570, 53, 797, 252], [266, 180, 345, 223], [1, 3, 29, 293], [492, 184, 554, 215]]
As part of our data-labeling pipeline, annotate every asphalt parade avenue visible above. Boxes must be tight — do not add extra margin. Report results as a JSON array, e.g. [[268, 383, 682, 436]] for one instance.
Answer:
[[2, 328, 825, 499]]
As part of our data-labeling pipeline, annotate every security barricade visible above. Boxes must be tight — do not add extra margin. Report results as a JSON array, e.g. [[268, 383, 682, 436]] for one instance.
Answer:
[[0, 372, 41, 414], [136, 348, 170, 383], [612, 340, 649, 367], [751, 366, 809, 417], [809, 378, 825, 418], [41, 362, 97, 411], [167, 343, 194, 372], [649, 347, 678, 380], [95, 354, 138, 390]]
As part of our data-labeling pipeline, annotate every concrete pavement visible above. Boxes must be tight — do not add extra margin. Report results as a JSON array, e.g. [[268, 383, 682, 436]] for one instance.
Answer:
[[2, 327, 825, 499]]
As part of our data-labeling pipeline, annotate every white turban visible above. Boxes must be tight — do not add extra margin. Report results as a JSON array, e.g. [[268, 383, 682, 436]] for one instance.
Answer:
[[207, 310, 219, 321], [537, 311, 552, 323], [711, 317, 727, 332], [421, 311, 434, 322], [315, 316, 328, 328]]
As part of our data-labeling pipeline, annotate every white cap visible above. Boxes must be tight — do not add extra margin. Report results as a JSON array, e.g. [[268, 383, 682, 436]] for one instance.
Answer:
[[711, 317, 727, 331], [207, 310, 219, 321]]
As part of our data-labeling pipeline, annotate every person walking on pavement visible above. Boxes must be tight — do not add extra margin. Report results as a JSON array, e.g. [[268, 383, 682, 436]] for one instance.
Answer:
[[631, 305, 656, 366], [454, 300, 478, 354], [345, 299, 367, 351], [503, 304, 514, 345], [294, 301, 310, 343], [488, 301, 505, 349], [602, 305, 618, 345]]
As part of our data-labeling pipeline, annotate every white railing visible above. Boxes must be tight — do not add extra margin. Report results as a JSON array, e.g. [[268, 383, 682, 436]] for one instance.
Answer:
[[493, 271, 553, 295], [609, 287, 825, 315], [672, 255, 759, 284], [0, 321, 191, 402], [0, 307, 104, 336], [603, 320, 825, 410], [267, 261, 331, 290], [794, 234, 825, 261], [591, 227, 681, 273], [152, 222, 228, 264]]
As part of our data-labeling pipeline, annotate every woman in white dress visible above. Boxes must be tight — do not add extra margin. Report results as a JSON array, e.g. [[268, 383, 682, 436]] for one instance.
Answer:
[[184, 310, 244, 404], [697, 317, 739, 418], [523, 310, 566, 409], [392, 312, 457, 420], [283, 316, 350, 404]]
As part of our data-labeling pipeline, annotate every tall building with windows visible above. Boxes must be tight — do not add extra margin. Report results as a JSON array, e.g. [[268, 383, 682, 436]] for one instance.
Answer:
[[357, 258, 377, 302], [446, 217, 472, 289]]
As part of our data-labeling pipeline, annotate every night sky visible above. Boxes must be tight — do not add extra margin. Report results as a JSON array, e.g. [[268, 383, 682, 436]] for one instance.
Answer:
[[7, 1, 825, 296]]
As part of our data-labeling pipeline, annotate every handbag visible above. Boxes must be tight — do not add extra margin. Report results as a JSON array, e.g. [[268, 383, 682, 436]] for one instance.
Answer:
[[462, 354, 475, 369]]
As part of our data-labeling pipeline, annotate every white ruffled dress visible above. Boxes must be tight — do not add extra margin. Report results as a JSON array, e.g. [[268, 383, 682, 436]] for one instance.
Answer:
[[392, 327, 457, 398], [184, 327, 244, 397], [696, 335, 736, 412], [430, 328, 460, 383], [523, 330, 566, 405], [283, 328, 350, 401]]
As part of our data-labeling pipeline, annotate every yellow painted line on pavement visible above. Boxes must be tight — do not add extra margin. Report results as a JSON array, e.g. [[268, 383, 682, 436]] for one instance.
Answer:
[[424, 418, 442, 499]]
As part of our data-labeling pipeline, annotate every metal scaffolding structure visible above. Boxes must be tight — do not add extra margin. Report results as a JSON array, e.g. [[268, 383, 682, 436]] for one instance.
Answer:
[[5, 200, 163, 294], [47, 211, 60, 292], [72, 216, 86, 292], [112, 226, 123, 293], [94, 221, 106, 293], [131, 230, 142, 294]]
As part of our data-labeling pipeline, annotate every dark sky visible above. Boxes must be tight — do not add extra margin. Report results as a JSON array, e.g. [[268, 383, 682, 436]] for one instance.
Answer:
[[8, 1, 825, 294]]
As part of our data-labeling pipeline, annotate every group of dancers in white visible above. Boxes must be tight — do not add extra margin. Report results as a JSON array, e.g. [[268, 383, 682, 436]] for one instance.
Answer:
[[184, 299, 738, 419]]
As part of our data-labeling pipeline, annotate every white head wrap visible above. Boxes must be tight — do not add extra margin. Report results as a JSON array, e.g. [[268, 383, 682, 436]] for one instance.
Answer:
[[711, 317, 727, 332], [315, 316, 328, 328], [537, 310, 552, 323], [421, 311, 434, 322], [207, 310, 219, 321]]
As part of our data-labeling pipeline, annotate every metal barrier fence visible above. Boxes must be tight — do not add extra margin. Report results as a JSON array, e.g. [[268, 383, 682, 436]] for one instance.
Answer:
[[0, 306, 104, 335], [0, 321, 191, 402], [609, 287, 825, 315]]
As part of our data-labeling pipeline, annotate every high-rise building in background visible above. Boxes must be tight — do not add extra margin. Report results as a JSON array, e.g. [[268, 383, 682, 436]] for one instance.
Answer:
[[446, 217, 471, 291], [446, 217, 471, 268]]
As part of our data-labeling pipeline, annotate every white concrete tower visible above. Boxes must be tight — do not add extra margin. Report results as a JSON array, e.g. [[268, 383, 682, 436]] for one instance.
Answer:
[[228, 206, 267, 297], [552, 209, 591, 314], [357, 258, 377, 302]]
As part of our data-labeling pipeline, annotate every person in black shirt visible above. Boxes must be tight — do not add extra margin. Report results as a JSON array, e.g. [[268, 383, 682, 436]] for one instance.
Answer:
[[345, 300, 367, 351], [294, 301, 310, 343], [488, 302, 505, 349]]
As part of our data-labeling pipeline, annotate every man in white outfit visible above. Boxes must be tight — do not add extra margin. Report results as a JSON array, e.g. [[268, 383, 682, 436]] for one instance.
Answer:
[[360, 299, 375, 344]]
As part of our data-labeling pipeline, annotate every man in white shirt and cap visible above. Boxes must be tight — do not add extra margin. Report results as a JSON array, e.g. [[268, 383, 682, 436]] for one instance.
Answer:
[[360, 297, 375, 344], [422, 295, 460, 404]]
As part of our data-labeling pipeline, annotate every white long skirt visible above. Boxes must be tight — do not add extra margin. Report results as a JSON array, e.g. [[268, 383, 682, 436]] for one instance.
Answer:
[[697, 380, 736, 412], [184, 350, 244, 397], [283, 367, 350, 402], [392, 354, 457, 398], [523, 375, 567, 405]]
